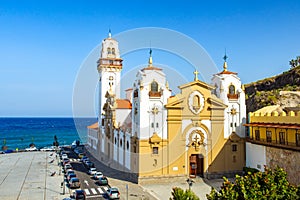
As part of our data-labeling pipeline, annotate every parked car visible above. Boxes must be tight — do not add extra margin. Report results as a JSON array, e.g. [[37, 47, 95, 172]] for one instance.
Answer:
[[80, 156, 88, 162], [60, 151, 66, 156], [88, 168, 97, 175], [62, 158, 70, 165], [40, 146, 55, 151], [65, 170, 75, 177], [25, 146, 37, 151], [74, 148, 82, 154], [97, 176, 108, 186], [93, 171, 103, 179], [78, 153, 85, 158], [64, 164, 73, 171], [67, 173, 77, 182], [85, 161, 94, 168], [61, 154, 68, 160], [106, 187, 120, 199], [69, 178, 80, 188], [74, 189, 86, 200]]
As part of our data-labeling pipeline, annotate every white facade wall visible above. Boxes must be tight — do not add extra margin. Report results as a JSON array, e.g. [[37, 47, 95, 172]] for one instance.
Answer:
[[113, 132, 118, 161], [125, 133, 131, 170], [87, 129, 98, 150], [246, 142, 266, 171], [115, 109, 131, 128], [118, 132, 124, 165]]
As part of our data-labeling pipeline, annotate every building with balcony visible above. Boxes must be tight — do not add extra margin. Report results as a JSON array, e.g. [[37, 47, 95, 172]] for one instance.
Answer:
[[245, 105, 300, 185]]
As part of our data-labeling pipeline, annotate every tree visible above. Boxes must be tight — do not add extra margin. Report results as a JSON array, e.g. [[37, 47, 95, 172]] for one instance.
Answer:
[[170, 187, 200, 200], [289, 56, 300, 69], [206, 166, 299, 200], [53, 135, 59, 147]]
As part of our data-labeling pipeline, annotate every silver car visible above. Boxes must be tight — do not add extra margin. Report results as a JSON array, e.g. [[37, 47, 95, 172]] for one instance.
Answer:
[[106, 187, 120, 199]]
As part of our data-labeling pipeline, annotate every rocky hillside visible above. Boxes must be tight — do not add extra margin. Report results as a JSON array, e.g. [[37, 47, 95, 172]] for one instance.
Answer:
[[244, 66, 300, 113]]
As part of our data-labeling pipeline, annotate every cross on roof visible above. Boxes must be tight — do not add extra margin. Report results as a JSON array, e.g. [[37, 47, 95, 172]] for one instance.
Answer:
[[193, 70, 199, 81]]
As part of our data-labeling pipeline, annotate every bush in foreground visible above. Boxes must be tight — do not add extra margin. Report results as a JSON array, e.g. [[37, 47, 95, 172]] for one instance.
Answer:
[[206, 166, 300, 200], [170, 187, 200, 200]]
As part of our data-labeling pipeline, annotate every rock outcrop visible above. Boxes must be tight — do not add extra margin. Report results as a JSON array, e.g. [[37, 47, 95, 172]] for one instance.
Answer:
[[245, 66, 300, 113]]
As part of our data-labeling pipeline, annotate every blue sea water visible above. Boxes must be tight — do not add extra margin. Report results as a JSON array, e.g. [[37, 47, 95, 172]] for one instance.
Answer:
[[0, 118, 97, 150]]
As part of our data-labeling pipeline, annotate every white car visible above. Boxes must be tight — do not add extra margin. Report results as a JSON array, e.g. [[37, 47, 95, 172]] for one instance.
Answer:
[[93, 171, 103, 179], [61, 154, 68, 160], [40, 146, 54, 151], [25, 146, 37, 151], [88, 168, 97, 175], [106, 187, 120, 199]]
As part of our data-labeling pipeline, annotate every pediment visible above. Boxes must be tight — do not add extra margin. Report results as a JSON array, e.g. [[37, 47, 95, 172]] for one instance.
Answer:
[[179, 80, 215, 91], [165, 97, 184, 109]]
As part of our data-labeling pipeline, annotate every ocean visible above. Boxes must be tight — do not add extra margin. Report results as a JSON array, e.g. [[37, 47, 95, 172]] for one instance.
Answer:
[[0, 117, 97, 150]]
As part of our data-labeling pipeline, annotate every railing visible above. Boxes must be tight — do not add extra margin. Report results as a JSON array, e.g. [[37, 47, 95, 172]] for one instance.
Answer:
[[246, 137, 300, 151]]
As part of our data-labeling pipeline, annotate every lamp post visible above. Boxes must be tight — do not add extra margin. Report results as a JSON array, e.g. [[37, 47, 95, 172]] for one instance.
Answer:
[[186, 178, 194, 190]]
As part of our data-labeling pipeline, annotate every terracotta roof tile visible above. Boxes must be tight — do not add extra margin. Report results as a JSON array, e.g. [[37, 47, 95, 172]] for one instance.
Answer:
[[116, 99, 132, 109], [87, 122, 98, 129]]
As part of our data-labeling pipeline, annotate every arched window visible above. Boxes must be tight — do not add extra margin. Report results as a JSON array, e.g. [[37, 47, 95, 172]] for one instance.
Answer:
[[112, 48, 115, 55], [151, 81, 158, 92], [193, 95, 200, 108], [133, 89, 138, 98], [229, 85, 235, 95], [107, 47, 111, 54]]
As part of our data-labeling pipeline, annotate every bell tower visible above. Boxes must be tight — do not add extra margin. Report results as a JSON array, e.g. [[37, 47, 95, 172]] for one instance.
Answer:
[[97, 30, 123, 118], [211, 53, 246, 138]]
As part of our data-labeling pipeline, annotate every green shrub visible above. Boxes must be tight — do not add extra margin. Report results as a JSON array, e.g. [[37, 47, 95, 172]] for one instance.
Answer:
[[170, 187, 200, 200], [206, 166, 299, 200]]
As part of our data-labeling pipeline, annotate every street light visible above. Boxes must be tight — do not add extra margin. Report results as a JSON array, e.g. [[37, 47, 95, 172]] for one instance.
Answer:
[[186, 178, 194, 190]]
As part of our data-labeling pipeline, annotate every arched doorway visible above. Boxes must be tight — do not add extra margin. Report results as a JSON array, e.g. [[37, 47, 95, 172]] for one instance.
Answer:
[[189, 154, 204, 178]]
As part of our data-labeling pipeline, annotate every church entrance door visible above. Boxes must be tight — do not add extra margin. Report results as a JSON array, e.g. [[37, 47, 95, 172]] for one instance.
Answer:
[[189, 154, 204, 178]]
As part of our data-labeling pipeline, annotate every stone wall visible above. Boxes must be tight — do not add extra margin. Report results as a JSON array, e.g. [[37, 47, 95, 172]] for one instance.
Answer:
[[266, 146, 300, 185]]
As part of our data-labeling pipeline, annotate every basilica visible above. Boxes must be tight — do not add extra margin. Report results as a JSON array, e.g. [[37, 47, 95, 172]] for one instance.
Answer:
[[87, 32, 247, 183]]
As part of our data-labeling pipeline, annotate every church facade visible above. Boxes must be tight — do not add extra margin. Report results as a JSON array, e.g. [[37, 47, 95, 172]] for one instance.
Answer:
[[87, 33, 247, 183]]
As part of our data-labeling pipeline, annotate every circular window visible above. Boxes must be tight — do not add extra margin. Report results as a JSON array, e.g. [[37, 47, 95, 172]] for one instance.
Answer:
[[126, 141, 129, 150], [120, 139, 122, 147]]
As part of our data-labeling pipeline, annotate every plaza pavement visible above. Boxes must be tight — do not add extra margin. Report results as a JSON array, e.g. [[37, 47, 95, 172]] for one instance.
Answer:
[[0, 151, 225, 200], [0, 151, 69, 200]]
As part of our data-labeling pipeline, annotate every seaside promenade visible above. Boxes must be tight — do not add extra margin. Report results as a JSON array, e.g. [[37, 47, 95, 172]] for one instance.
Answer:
[[0, 151, 69, 200]]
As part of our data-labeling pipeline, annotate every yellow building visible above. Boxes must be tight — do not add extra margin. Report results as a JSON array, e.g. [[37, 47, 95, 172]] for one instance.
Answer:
[[245, 105, 300, 185]]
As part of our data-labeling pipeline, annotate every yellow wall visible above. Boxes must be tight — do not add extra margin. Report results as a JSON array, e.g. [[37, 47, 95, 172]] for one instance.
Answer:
[[248, 111, 300, 144]]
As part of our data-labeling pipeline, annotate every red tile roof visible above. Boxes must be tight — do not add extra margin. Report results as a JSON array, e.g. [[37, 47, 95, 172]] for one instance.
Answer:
[[116, 99, 132, 109]]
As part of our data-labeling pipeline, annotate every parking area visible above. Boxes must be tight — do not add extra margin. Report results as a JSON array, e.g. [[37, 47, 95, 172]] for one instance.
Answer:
[[61, 147, 112, 199], [62, 146, 155, 200]]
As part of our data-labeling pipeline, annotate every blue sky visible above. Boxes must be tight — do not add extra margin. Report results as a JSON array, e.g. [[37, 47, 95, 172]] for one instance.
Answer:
[[0, 0, 299, 116]]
